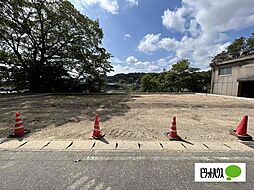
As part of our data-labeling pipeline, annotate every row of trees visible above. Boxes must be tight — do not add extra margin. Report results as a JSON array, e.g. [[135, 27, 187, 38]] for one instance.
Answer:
[[212, 33, 254, 63], [0, 0, 112, 92], [140, 59, 211, 92], [107, 73, 145, 85]]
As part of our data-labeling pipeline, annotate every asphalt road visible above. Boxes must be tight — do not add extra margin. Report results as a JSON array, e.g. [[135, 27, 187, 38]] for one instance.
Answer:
[[0, 151, 254, 190]]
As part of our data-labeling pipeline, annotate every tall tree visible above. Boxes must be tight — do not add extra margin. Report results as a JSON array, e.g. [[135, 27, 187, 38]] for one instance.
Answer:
[[171, 59, 189, 74], [212, 32, 254, 65], [164, 71, 176, 92], [246, 32, 254, 50], [211, 51, 230, 63], [0, 0, 112, 92], [171, 59, 190, 92], [226, 37, 246, 58], [141, 74, 152, 92], [139, 59, 211, 93]]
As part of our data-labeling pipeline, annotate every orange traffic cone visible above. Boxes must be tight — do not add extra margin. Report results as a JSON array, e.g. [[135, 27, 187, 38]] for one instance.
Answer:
[[230, 115, 252, 141], [89, 112, 105, 139], [165, 116, 181, 140], [8, 112, 30, 138]]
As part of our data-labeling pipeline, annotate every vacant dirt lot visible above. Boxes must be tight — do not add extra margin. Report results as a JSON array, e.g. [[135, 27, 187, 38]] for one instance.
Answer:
[[0, 94, 254, 141]]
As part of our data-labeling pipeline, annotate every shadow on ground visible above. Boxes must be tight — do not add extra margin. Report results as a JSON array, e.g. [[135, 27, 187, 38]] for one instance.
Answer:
[[0, 94, 135, 138]]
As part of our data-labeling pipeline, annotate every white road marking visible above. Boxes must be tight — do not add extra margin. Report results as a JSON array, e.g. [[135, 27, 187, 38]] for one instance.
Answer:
[[0, 161, 15, 169], [93, 183, 104, 190], [68, 176, 89, 190], [84, 156, 254, 161], [80, 179, 95, 190], [73, 171, 85, 179]]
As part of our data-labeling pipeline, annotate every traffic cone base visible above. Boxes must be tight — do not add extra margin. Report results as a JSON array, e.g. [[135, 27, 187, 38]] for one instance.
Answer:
[[8, 129, 31, 138], [230, 115, 252, 141], [229, 130, 252, 141], [164, 132, 181, 141], [89, 132, 105, 140]]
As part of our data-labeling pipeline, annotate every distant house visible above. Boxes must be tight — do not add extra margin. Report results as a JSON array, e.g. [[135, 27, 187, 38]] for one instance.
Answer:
[[210, 54, 254, 98], [106, 82, 120, 90]]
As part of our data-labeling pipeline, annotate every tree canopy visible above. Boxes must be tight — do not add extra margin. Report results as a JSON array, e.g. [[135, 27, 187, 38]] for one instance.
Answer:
[[0, 0, 112, 92], [140, 59, 211, 93], [212, 32, 254, 64]]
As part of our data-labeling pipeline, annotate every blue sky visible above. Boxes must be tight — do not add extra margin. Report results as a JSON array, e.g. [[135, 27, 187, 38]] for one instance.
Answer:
[[70, 0, 254, 75]]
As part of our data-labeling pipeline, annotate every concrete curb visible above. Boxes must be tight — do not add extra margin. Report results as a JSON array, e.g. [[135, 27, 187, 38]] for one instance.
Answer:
[[0, 139, 253, 152]]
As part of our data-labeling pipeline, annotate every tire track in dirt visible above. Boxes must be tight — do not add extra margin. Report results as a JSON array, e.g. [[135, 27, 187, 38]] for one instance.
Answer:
[[108, 129, 134, 138], [107, 128, 159, 140]]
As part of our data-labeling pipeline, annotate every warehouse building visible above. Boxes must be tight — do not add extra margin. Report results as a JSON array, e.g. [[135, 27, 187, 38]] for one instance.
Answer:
[[210, 54, 254, 98]]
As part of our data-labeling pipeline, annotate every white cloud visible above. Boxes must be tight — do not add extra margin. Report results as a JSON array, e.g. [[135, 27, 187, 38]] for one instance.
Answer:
[[183, 0, 254, 33], [159, 38, 179, 52], [161, 8, 188, 33], [126, 56, 138, 64], [124, 33, 132, 40], [216, 42, 231, 54], [138, 34, 161, 53], [110, 56, 176, 75], [162, 0, 254, 34], [135, 61, 149, 66], [126, 0, 139, 7], [72, 0, 119, 14], [160, 33, 230, 69], [137, 31, 232, 69], [126, 56, 150, 67], [138, 0, 254, 69], [188, 19, 201, 37], [148, 65, 160, 71], [111, 57, 125, 64], [109, 64, 133, 75]]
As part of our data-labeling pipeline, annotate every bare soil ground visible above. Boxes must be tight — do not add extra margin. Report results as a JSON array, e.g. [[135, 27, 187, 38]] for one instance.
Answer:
[[0, 94, 254, 141]]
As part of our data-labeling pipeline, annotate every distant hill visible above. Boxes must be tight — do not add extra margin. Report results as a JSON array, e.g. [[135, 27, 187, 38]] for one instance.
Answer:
[[107, 73, 145, 84], [106, 73, 153, 91]]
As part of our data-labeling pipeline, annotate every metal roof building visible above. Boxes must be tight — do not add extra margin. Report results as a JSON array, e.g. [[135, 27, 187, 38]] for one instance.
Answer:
[[210, 54, 254, 98]]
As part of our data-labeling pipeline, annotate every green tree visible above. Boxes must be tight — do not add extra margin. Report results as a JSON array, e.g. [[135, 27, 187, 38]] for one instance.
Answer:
[[211, 51, 230, 63], [187, 70, 211, 92], [141, 74, 152, 92], [164, 71, 176, 92], [0, 0, 112, 92], [212, 32, 254, 64], [171, 59, 189, 74], [150, 76, 159, 92], [171, 59, 190, 92], [226, 37, 246, 58], [246, 32, 254, 49], [156, 72, 167, 91]]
